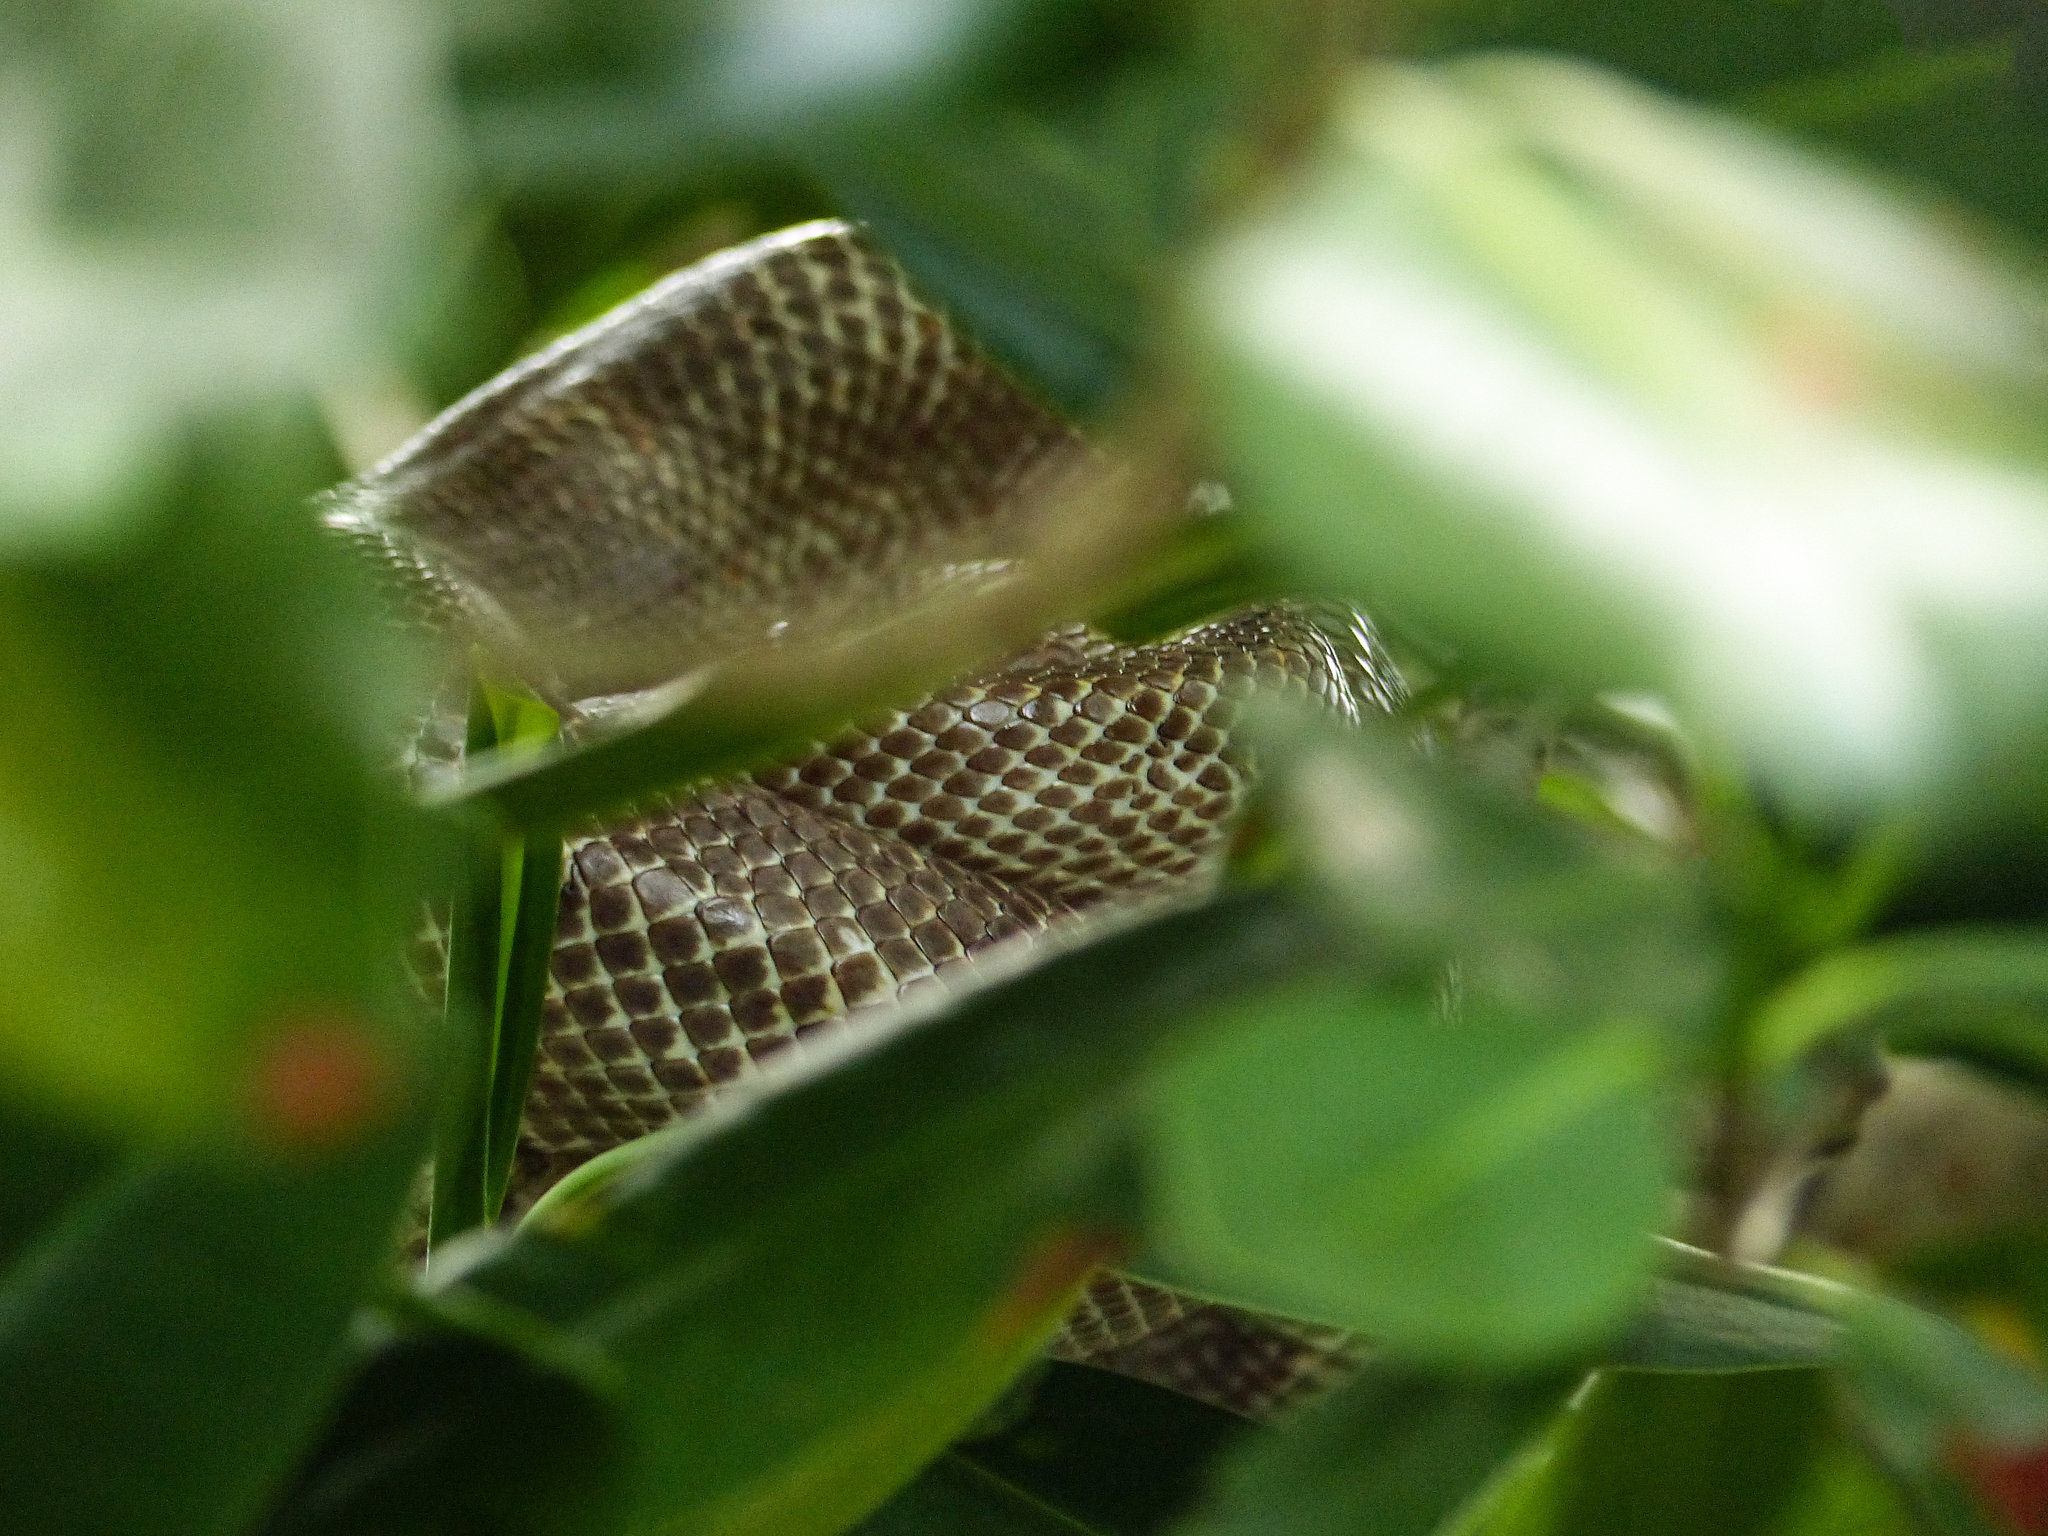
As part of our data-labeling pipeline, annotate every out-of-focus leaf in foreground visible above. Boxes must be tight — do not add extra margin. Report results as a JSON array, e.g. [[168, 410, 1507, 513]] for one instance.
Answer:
[[0, 408, 437, 1138], [0, 1121, 439, 1536], [0, 407, 449, 1535], [1266, 714, 1716, 1026], [1611, 1280, 1840, 1372], [1195, 55, 2048, 824], [932, 1362, 1251, 1536], [0, 0, 456, 553], [853, 1454, 1114, 1536], [258, 1332, 627, 1536], [1133, 712, 1697, 1362], [376, 895, 1336, 1536], [1142, 976, 1671, 1363], [1550, 1369, 1833, 1536]]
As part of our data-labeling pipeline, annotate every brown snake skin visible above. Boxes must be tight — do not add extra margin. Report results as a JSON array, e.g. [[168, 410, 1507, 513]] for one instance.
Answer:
[[334, 221, 1398, 1418]]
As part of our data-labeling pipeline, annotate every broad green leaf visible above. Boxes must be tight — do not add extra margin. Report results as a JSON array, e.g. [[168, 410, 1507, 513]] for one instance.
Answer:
[[1551, 1369, 1833, 1536], [1175, 1366, 1570, 1536], [1660, 1240, 2048, 1518], [0, 408, 439, 1140], [1448, 1377, 1921, 1536], [1142, 978, 1672, 1363], [1839, 1285, 2048, 1464], [0, 1110, 437, 1536], [406, 894, 1339, 1536], [0, 0, 456, 550], [1193, 57, 2048, 822], [256, 1331, 628, 1536], [1772, 1436, 1921, 1536], [1610, 1279, 1841, 1372], [0, 1103, 115, 1273]]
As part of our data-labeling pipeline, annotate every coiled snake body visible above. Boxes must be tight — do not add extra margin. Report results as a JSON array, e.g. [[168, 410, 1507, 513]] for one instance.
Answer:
[[330, 221, 1399, 1418]]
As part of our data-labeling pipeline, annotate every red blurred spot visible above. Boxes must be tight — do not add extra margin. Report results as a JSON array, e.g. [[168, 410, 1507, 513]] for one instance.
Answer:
[[249, 1012, 389, 1152], [1953, 1438, 2048, 1534]]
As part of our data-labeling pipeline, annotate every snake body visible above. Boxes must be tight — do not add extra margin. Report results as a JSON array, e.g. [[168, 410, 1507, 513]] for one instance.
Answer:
[[335, 221, 1398, 1417]]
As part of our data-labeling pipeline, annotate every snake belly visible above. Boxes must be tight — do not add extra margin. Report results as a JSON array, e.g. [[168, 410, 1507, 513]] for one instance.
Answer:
[[342, 221, 1398, 1418]]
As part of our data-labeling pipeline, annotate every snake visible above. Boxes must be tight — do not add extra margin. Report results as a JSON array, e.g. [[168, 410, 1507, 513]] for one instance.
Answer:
[[325, 219, 1403, 1420]]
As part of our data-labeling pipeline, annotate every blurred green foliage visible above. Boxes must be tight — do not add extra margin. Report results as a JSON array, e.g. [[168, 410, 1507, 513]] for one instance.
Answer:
[[8, 2, 2048, 1535]]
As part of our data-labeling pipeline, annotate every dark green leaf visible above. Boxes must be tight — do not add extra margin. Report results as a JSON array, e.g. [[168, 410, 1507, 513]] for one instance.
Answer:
[[431, 686, 564, 1242], [948, 1362, 1253, 1536], [1611, 1279, 1841, 1372], [854, 1454, 1111, 1536], [407, 894, 1339, 1536], [0, 1102, 116, 1274], [0, 1119, 436, 1536], [257, 1330, 628, 1536], [1175, 1366, 1570, 1536], [485, 820, 565, 1216]]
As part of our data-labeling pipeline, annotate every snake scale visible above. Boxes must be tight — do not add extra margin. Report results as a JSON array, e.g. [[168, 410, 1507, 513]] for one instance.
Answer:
[[328, 220, 1400, 1419]]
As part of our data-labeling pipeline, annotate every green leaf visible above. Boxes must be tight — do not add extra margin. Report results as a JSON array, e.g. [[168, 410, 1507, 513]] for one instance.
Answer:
[[407, 893, 1339, 1536], [0, 1103, 114, 1274], [0, 1114, 437, 1536], [1446, 1368, 1920, 1536], [1193, 56, 2048, 822], [0, 407, 438, 1142], [1175, 1366, 1570, 1536], [1750, 927, 2048, 1071], [256, 1330, 628, 1536], [1610, 1279, 1841, 1372], [854, 1454, 1112, 1536], [431, 685, 563, 1243], [1657, 1240, 2048, 1520], [1838, 1285, 2048, 1464], [1550, 1369, 1833, 1536], [1142, 978, 1672, 1364], [943, 1362, 1253, 1536], [485, 819, 565, 1214]]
